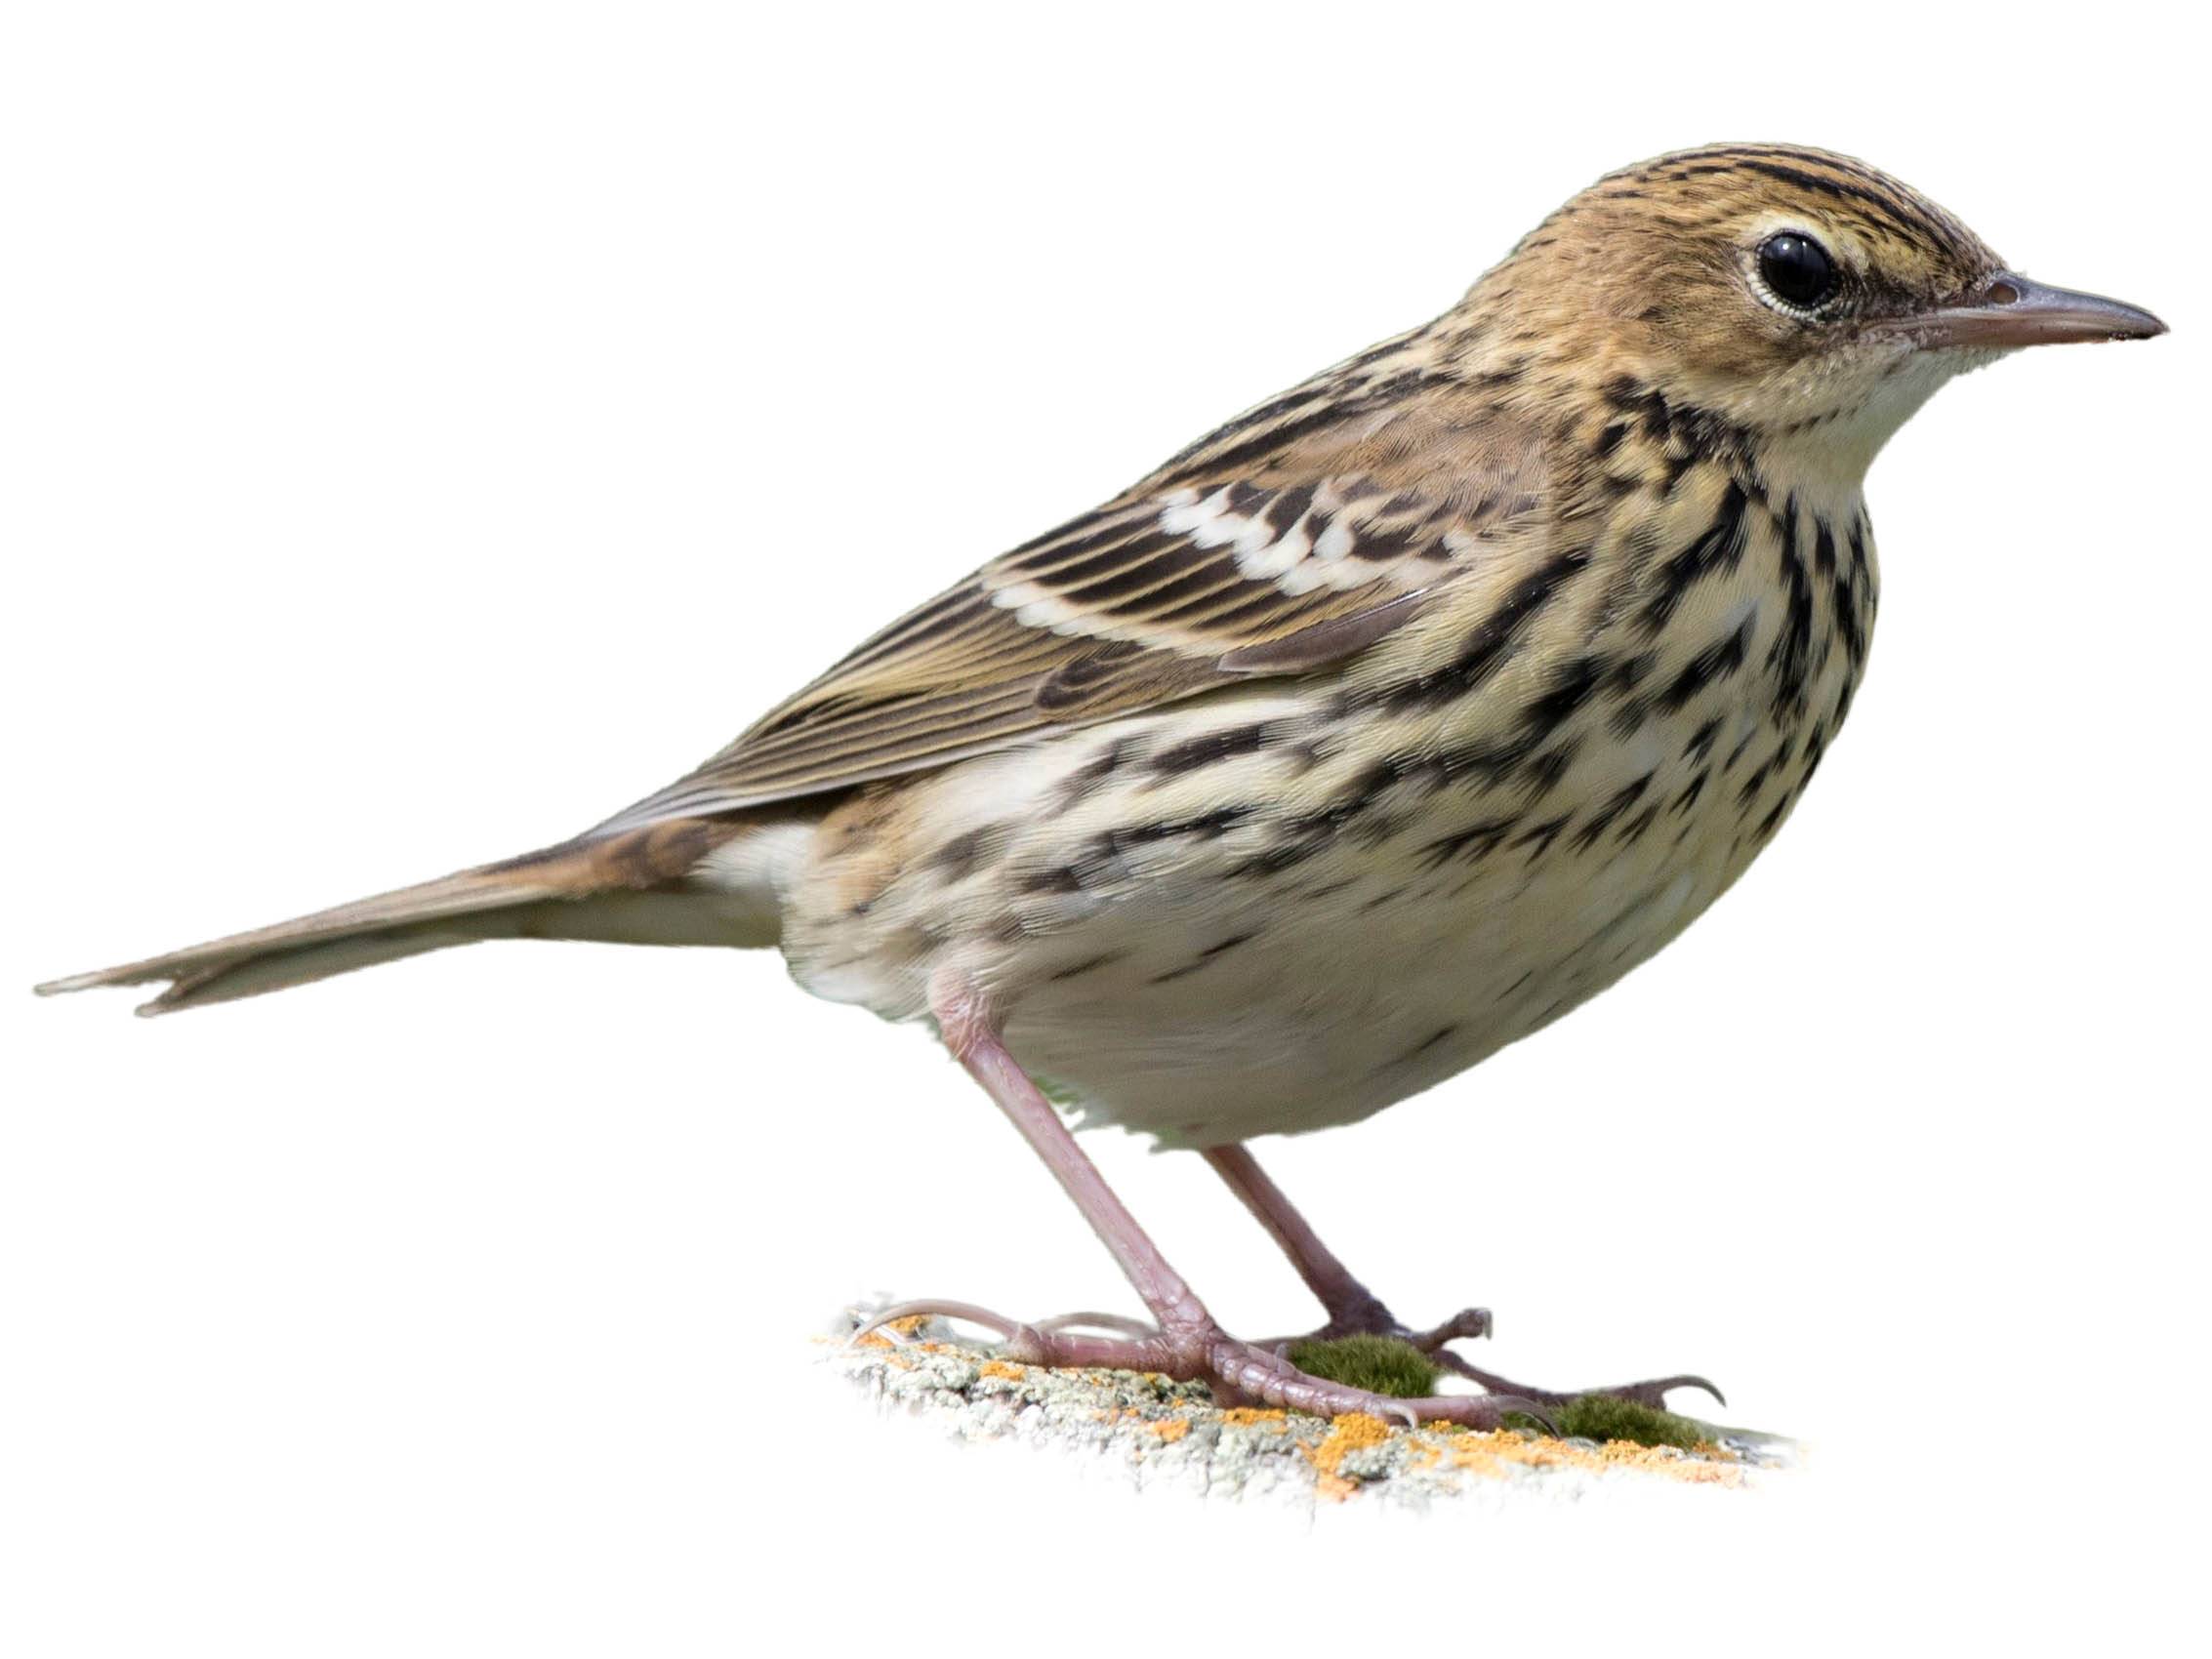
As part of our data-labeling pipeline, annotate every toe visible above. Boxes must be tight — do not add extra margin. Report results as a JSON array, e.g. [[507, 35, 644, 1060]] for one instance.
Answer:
[[1600, 1374, 1726, 1410], [1405, 1307, 1495, 1350], [1029, 1311, 1158, 1338], [847, 1298, 1022, 1347]]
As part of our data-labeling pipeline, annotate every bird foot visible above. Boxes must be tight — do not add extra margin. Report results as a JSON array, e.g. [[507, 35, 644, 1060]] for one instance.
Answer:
[[1436, 1358, 1726, 1413], [849, 1299, 1552, 1431], [1281, 1298, 1724, 1413]]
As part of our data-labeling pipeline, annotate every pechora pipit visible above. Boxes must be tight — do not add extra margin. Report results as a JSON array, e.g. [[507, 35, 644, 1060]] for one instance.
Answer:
[[41, 145, 2165, 1427]]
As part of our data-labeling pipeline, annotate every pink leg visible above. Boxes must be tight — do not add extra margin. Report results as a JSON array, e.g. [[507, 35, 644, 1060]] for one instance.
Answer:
[[1205, 1143, 1489, 1347], [1203, 1141, 1722, 1412], [852, 976, 1549, 1429], [939, 979, 1213, 1339]]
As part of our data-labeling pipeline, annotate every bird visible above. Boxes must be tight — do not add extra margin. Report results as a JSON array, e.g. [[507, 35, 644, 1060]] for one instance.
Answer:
[[39, 143, 2165, 1428]]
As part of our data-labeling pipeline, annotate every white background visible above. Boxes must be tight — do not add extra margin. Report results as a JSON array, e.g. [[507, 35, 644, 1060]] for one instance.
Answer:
[[4, 3, 2203, 1652]]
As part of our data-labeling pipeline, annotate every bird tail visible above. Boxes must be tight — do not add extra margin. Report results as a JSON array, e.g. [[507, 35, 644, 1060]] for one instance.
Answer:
[[34, 817, 777, 1017]]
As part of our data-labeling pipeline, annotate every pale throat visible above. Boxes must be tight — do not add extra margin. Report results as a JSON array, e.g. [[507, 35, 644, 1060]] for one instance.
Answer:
[[1750, 346, 1974, 500]]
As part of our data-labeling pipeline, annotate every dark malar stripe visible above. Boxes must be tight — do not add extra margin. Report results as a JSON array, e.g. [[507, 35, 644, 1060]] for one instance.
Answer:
[[1602, 377, 1754, 462]]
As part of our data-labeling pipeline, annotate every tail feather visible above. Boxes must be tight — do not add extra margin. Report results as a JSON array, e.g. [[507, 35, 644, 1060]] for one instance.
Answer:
[[36, 817, 771, 1016]]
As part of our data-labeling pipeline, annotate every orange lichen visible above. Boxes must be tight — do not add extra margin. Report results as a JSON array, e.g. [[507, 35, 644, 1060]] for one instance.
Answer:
[[1217, 1407, 1290, 1429], [1433, 1429, 1746, 1489], [1308, 1412, 1395, 1502], [853, 1316, 935, 1349], [826, 1328, 1760, 1494]]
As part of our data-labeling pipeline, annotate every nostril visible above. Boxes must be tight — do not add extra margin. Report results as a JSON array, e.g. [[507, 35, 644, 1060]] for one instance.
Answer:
[[1987, 278, 2022, 305]]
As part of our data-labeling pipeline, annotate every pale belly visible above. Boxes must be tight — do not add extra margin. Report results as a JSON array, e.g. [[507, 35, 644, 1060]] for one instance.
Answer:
[[993, 789, 1740, 1147], [776, 640, 1845, 1146], [752, 465, 1875, 1146]]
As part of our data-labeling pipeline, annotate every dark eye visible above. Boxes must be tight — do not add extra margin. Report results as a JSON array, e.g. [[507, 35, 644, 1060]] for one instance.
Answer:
[[1757, 231, 1839, 310]]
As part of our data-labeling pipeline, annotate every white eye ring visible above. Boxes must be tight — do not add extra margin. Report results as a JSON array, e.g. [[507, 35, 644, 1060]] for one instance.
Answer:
[[1754, 229, 1841, 314]]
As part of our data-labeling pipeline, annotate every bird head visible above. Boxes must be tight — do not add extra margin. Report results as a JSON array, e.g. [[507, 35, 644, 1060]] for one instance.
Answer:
[[1463, 144, 2165, 485]]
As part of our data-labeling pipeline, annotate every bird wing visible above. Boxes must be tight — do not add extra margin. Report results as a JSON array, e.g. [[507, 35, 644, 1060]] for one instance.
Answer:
[[594, 389, 1550, 830]]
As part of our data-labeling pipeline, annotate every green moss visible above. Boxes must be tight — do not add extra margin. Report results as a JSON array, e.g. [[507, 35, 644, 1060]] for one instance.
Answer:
[[1502, 1394, 1706, 1449], [1282, 1340, 1709, 1445], [1286, 1334, 1443, 1399]]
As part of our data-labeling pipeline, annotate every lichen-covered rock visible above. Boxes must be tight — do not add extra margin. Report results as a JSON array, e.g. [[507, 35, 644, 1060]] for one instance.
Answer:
[[823, 1310, 1796, 1509]]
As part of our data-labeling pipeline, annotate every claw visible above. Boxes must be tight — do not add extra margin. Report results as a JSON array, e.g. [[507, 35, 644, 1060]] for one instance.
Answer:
[[1443, 1356, 1725, 1415], [1482, 1396, 1558, 1436], [1568, 1373, 1727, 1412], [847, 1298, 1022, 1348], [1608, 1374, 1727, 1411]]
